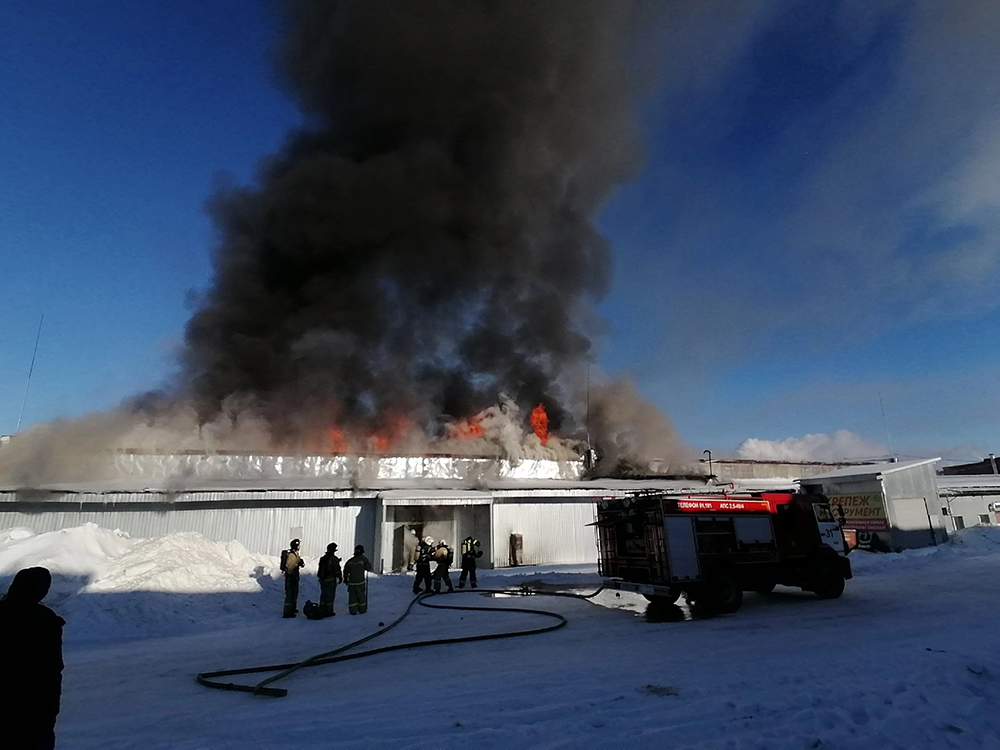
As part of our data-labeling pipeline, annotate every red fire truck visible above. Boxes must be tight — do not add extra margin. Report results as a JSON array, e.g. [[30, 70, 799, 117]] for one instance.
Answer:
[[596, 491, 852, 614]]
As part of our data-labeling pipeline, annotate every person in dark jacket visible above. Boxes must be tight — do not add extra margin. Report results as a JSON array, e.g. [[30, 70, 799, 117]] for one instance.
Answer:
[[412, 535, 435, 595], [343, 545, 372, 614], [0, 567, 64, 750], [432, 540, 454, 593], [458, 536, 483, 589], [279, 538, 305, 618], [316, 543, 342, 617]]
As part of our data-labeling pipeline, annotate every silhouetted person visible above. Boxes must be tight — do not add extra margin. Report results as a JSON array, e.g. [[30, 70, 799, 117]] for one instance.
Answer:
[[280, 538, 305, 618], [412, 536, 434, 595], [403, 528, 419, 571], [344, 545, 372, 614], [317, 543, 342, 617], [458, 536, 483, 589], [0, 567, 64, 750], [432, 540, 454, 593]]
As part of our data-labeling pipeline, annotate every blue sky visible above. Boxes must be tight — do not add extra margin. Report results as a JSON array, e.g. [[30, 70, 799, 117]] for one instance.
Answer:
[[2, 1, 998, 461]]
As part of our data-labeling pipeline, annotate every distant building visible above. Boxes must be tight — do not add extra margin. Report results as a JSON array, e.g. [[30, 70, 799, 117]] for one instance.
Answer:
[[701, 458, 877, 482], [937, 475, 1000, 532], [799, 458, 945, 551], [940, 455, 999, 476]]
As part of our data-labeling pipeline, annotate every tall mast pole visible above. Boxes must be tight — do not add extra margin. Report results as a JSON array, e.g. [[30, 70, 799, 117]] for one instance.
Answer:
[[15, 313, 44, 434], [878, 392, 893, 458]]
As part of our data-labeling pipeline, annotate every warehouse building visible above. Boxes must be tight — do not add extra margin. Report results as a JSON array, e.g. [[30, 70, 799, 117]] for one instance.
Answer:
[[936, 475, 1000, 532], [939, 455, 999, 476], [0, 452, 736, 571], [701, 458, 877, 481], [799, 458, 945, 551]]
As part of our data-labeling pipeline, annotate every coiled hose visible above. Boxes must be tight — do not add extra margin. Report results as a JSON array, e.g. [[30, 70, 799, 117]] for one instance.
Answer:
[[197, 585, 604, 698]]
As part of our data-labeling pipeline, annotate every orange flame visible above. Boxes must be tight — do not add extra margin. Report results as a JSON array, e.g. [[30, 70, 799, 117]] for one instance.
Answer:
[[327, 428, 348, 454], [530, 404, 549, 446], [449, 416, 485, 440], [368, 415, 413, 453]]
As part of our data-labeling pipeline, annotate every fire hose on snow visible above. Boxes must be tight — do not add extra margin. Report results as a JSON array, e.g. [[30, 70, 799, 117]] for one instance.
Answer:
[[197, 585, 604, 698]]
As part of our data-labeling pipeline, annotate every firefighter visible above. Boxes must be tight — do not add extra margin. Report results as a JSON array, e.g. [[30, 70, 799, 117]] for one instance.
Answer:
[[280, 538, 305, 618], [412, 535, 435, 595], [458, 536, 483, 589], [317, 542, 342, 617], [432, 539, 454, 593], [344, 544, 372, 615]]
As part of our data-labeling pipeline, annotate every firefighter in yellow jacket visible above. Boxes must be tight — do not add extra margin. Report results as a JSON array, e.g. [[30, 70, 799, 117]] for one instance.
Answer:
[[344, 545, 373, 614], [280, 538, 305, 618]]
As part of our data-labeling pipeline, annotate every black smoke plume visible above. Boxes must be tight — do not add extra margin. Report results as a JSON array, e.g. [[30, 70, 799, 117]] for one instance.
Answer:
[[181, 0, 653, 442]]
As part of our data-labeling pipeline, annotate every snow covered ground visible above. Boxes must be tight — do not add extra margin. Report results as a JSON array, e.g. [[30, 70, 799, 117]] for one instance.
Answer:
[[2, 524, 999, 749]]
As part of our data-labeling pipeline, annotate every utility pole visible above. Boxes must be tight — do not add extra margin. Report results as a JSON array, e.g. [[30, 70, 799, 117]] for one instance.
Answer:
[[878, 393, 893, 458], [15, 313, 44, 434]]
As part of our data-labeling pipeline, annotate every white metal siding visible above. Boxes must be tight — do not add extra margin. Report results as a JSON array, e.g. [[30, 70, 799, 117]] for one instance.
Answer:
[[491, 502, 597, 567], [882, 465, 946, 548], [0, 505, 373, 559]]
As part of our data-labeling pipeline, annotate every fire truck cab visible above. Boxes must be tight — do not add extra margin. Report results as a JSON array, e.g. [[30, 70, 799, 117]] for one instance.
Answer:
[[596, 491, 852, 614]]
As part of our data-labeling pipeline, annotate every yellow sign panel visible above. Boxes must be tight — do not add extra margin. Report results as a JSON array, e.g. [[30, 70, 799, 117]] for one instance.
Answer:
[[827, 493, 889, 532]]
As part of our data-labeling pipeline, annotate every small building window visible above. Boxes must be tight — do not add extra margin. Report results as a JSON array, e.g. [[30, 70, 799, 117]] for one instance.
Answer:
[[980, 514, 991, 525], [954, 517, 966, 530], [941, 507, 949, 516]]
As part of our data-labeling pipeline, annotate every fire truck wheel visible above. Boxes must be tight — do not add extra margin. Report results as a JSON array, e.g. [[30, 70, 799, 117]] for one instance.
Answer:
[[699, 574, 743, 614], [643, 587, 681, 605], [814, 564, 846, 599]]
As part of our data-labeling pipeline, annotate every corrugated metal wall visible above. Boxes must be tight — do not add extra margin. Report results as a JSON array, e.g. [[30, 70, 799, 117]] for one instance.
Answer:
[[0, 504, 373, 560], [491, 501, 597, 567], [0, 490, 603, 567], [882, 464, 947, 548], [882, 463, 939, 505]]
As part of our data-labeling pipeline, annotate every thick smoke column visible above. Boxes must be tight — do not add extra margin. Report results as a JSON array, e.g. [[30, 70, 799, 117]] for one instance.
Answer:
[[182, 0, 649, 440]]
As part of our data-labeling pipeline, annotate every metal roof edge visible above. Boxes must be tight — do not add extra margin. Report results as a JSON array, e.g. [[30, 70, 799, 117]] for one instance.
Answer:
[[878, 457, 941, 475]]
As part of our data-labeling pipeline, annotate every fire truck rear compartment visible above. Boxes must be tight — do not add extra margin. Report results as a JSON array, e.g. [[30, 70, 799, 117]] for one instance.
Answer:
[[596, 492, 852, 614]]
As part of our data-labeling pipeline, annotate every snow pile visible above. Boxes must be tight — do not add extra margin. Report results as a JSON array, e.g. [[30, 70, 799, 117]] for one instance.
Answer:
[[86, 533, 273, 595], [0, 525, 134, 597], [946, 524, 1000, 554], [0, 523, 277, 596], [0, 524, 282, 643], [850, 524, 1000, 576]]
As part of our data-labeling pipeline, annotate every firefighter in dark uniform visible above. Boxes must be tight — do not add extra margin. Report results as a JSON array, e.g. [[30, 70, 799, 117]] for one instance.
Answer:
[[432, 539, 454, 593], [317, 542, 342, 617], [280, 538, 304, 618], [344, 545, 372, 614], [412, 535, 435, 595], [458, 536, 483, 589]]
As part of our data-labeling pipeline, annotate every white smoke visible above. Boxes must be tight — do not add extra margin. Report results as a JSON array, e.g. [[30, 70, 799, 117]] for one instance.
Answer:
[[735, 430, 886, 463]]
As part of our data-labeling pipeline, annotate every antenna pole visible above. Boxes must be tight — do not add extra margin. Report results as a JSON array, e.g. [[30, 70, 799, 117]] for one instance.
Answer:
[[15, 314, 44, 434], [878, 392, 893, 457], [585, 364, 591, 450]]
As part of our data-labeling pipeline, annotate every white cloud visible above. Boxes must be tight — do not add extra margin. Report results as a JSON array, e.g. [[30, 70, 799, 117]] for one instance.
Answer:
[[734, 430, 886, 462]]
